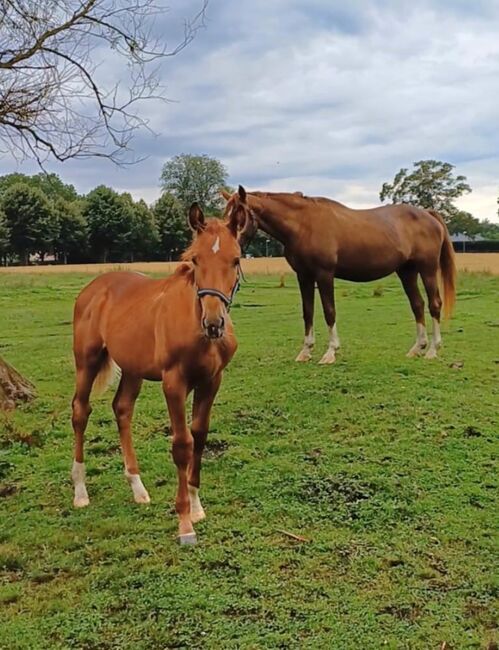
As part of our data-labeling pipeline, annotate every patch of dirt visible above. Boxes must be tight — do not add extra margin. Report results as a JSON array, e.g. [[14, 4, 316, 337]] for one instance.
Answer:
[[204, 438, 229, 459]]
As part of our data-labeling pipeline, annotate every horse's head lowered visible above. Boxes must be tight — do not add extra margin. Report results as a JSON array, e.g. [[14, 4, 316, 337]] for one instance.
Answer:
[[184, 202, 251, 339]]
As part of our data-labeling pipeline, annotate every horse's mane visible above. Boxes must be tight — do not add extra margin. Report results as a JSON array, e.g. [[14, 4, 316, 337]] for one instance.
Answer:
[[249, 191, 346, 210]]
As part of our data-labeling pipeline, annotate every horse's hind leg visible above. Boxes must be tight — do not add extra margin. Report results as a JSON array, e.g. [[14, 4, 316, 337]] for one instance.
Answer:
[[398, 268, 428, 357], [112, 374, 150, 504], [71, 360, 101, 507], [317, 271, 339, 364], [420, 269, 443, 359]]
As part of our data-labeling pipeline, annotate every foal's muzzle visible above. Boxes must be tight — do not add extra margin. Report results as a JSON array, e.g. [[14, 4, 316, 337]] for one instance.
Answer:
[[203, 316, 225, 339]]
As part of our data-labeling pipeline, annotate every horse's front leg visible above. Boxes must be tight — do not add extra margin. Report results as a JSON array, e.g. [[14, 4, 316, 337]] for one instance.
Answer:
[[162, 370, 196, 545], [188, 373, 223, 523], [295, 271, 315, 362], [317, 272, 339, 364]]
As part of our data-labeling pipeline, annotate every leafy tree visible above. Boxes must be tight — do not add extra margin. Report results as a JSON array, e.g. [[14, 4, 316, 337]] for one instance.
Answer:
[[0, 208, 10, 263], [122, 194, 159, 261], [479, 218, 499, 240], [84, 186, 135, 263], [160, 154, 228, 213], [380, 160, 472, 221], [1, 183, 58, 264], [52, 198, 88, 263], [446, 209, 482, 237], [0, 173, 78, 202], [154, 192, 190, 260]]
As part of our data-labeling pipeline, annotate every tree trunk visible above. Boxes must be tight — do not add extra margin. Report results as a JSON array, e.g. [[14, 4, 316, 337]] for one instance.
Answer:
[[0, 356, 36, 410]]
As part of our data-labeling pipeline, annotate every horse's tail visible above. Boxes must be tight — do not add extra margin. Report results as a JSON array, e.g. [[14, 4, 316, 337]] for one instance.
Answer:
[[93, 350, 120, 396], [427, 210, 457, 319]]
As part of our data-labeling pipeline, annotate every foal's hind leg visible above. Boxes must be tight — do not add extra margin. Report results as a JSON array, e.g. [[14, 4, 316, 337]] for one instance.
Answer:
[[71, 362, 100, 507], [398, 268, 428, 357], [112, 374, 150, 504], [420, 270, 443, 359]]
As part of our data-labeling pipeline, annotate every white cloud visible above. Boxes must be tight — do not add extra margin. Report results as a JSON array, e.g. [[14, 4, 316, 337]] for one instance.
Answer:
[[1, 0, 498, 221]]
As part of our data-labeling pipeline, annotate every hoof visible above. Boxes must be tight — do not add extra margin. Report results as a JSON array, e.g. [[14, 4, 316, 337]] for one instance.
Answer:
[[318, 351, 336, 364], [73, 496, 90, 508], [134, 492, 151, 505], [178, 532, 197, 546], [406, 347, 425, 358], [424, 349, 438, 359], [190, 508, 206, 524], [295, 350, 312, 362]]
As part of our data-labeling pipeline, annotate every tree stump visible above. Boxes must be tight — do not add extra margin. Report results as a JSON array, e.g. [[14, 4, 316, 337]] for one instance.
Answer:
[[0, 356, 35, 410]]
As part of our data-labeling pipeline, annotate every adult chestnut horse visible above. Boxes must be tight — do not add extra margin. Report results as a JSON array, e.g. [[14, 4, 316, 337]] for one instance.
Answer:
[[71, 203, 249, 545], [222, 186, 456, 363]]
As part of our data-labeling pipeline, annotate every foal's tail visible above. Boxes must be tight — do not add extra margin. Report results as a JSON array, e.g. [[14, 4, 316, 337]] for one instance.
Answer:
[[93, 350, 120, 396], [427, 210, 457, 319]]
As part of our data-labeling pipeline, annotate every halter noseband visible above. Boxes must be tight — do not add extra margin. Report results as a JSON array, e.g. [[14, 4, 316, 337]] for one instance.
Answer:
[[196, 266, 243, 311]]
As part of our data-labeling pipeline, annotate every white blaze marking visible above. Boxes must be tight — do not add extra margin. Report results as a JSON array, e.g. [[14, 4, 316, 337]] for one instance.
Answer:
[[212, 236, 220, 254]]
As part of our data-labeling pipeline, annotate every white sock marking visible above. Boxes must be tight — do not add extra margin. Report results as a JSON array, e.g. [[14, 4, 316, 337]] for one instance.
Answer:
[[188, 485, 206, 522], [125, 470, 150, 504], [425, 318, 442, 358], [71, 460, 89, 507]]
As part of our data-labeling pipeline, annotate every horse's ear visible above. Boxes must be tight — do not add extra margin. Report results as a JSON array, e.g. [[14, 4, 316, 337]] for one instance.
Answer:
[[227, 204, 256, 242], [238, 185, 247, 203], [188, 203, 205, 232], [220, 189, 231, 201]]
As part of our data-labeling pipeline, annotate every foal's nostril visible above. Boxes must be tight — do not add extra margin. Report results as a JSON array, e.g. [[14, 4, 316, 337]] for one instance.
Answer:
[[207, 324, 220, 338]]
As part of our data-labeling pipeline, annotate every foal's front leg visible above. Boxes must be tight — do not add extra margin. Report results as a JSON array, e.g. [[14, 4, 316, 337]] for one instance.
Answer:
[[162, 370, 195, 545], [189, 373, 223, 523]]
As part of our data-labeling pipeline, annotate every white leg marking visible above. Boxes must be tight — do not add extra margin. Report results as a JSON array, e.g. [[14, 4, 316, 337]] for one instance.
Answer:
[[125, 470, 151, 504], [319, 325, 338, 364], [425, 318, 441, 359], [189, 485, 206, 523], [71, 460, 89, 508], [407, 322, 428, 357], [295, 328, 314, 362], [331, 323, 341, 350]]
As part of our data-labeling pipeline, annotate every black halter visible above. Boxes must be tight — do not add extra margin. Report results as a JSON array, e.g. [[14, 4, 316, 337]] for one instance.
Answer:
[[196, 265, 244, 311]]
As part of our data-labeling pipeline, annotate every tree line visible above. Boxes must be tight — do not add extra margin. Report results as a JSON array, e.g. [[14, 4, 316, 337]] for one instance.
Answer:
[[0, 157, 497, 266]]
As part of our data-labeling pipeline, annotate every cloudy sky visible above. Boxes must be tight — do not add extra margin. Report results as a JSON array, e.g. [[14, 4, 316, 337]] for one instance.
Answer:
[[2, 0, 498, 220]]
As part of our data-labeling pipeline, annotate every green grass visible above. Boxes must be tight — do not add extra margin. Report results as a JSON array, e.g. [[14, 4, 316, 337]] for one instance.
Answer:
[[0, 271, 498, 649]]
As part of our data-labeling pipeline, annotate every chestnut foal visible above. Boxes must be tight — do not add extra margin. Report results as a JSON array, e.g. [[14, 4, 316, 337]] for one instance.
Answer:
[[71, 204, 249, 544]]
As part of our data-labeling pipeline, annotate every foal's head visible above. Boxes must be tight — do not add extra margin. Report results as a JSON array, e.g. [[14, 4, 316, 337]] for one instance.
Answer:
[[184, 203, 251, 339]]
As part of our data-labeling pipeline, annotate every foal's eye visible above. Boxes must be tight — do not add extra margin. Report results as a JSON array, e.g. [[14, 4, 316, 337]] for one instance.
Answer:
[[192, 256, 198, 266], [233, 257, 240, 267]]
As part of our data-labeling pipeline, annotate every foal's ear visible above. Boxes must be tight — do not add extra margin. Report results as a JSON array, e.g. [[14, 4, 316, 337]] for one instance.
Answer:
[[188, 202, 206, 232], [220, 189, 231, 201]]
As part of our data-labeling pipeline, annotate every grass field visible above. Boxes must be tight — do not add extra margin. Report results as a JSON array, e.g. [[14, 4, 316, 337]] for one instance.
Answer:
[[0, 270, 498, 649]]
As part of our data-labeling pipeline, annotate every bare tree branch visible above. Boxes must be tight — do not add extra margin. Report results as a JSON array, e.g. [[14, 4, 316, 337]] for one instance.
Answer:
[[0, 0, 208, 164]]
